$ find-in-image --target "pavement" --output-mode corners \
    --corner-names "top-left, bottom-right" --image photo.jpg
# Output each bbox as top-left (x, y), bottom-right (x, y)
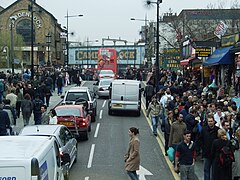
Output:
top-left (141, 81), bottom-right (204, 180)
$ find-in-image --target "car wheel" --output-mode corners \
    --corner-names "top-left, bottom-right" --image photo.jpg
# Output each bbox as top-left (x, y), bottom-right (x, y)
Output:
top-left (88, 124), bottom-right (91, 132)
top-left (64, 165), bottom-right (70, 180)
top-left (91, 114), bottom-right (96, 122)
top-left (84, 131), bottom-right (89, 141)
top-left (136, 110), bottom-right (141, 117)
top-left (108, 108), bottom-right (113, 115)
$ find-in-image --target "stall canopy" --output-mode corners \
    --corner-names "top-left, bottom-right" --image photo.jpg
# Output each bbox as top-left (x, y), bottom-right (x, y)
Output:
top-left (180, 57), bottom-right (196, 66)
top-left (203, 46), bottom-right (234, 66)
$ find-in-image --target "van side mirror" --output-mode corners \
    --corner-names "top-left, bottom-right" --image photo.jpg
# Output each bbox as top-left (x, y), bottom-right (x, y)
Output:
top-left (61, 153), bottom-right (70, 165)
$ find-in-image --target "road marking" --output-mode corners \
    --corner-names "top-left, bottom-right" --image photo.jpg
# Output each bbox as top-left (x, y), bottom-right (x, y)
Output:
top-left (137, 165), bottom-right (153, 180)
top-left (99, 110), bottom-right (103, 119)
top-left (87, 144), bottom-right (95, 168)
top-left (84, 177), bottom-right (89, 180)
top-left (94, 123), bottom-right (100, 138)
top-left (141, 99), bottom-right (180, 180)
top-left (102, 100), bottom-right (106, 108)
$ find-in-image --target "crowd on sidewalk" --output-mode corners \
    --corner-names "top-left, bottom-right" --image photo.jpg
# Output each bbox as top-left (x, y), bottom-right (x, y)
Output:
top-left (144, 69), bottom-right (240, 180)
top-left (0, 66), bottom-right (83, 136)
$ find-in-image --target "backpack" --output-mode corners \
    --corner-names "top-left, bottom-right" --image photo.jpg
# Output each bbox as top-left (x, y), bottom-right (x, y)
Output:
top-left (219, 142), bottom-right (235, 168)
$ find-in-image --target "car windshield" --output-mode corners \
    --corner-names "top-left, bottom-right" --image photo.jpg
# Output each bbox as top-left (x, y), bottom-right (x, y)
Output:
top-left (56, 108), bottom-right (81, 117)
top-left (100, 70), bottom-right (113, 75)
top-left (100, 80), bottom-right (112, 86)
top-left (66, 92), bottom-right (89, 101)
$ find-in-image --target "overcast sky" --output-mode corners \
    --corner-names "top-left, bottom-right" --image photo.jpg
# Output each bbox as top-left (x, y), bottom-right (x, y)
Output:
top-left (1, 0), bottom-right (237, 45)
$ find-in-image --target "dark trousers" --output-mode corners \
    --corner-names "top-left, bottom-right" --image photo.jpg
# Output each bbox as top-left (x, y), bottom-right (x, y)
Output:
top-left (145, 96), bottom-right (152, 109)
top-left (16, 101), bottom-right (21, 118)
top-left (45, 95), bottom-right (51, 107)
top-left (34, 112), bottom-right (42, 125)
top-left (164, 133), bottom-right (170, 154)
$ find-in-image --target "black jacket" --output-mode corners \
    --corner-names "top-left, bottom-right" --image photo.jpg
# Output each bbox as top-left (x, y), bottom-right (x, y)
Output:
top-left (200, 125), bottom-right (219, 158)
top-left (0, 110), bottom-right (11, 135)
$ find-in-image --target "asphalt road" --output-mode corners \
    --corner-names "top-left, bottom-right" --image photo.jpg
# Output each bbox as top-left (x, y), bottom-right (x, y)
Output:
top-left (69, 81), bottom-right (175, 180)
top-left (14, 81), bottom-right (203, 179)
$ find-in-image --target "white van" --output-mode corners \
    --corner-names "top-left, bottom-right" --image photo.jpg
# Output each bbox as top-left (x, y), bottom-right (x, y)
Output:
top-left (0, 136), bottom-right (70, 180)
top-left (108, 79), bottom-right (143, 116)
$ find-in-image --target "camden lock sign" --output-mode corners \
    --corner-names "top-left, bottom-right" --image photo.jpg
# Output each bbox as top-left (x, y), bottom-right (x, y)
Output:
top-left (195, 47), bottom-right (211, 57)
top-left (75, 49), bottom-right (137, 61)
top-left (9, 11), bottom-right (42, 28)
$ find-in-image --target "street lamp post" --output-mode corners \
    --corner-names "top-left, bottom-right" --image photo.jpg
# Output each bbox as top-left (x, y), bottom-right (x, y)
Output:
top-left (2, 46), bottom-right (9, 69)
top-left (85, 38), bottom-right (98, 69)
top-left (64, 11), bottom-right (83, 66)
top-left (46, 33), bottom-right (52, 66)
top-left (10, 17), bottom-right (15, 74)
top-left (146, 0), bottom-right (162, 92)
top-left (29, 0), bottom-right (35, 80)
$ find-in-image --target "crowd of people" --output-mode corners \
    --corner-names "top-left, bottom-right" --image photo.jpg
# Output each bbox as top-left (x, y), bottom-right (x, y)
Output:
top-left (145, 69), bottom-right (240, 180)
top-left (0, 66), bottom-right (83, 135)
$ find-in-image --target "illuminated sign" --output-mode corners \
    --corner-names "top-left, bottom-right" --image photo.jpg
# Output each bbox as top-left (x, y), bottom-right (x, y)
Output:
top-left (195, 47), bottom-right (211, 57)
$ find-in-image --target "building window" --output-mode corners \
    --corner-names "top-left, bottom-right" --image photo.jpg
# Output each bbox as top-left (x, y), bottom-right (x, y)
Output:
top-left (16, 19), bottom-right (35, 45)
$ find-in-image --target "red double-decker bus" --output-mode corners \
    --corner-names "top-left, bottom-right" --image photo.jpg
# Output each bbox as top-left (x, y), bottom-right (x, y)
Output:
top-left (97, 48), bottom-right (117, 73)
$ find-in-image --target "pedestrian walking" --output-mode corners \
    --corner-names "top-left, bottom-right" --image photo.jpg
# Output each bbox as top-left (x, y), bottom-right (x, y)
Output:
top-left (174, 130), bottom-right (196, 180)
top-left (147, 95), bottom-right (161, 136)
top-left (0, 107), bottom-right (11, 136)
top-left (16, 86), bottom-right (23, 118)
top-left (124, 127), bottom-right (140, 180)
top-left (41, 105), bottom-right (49, 125)
top-left (56, 74), bottom-right (64, 96)
top-left (144, 83), bottom-right (154, 110)
top-left (164, 110), bottom-right (174, 156)
top-left (199, 114), bottom-right (219, 180)
top-left (211, 129), bottom-right (234, 180)
top-left (21, 93), bottom-right (33, 126)
top-left (2, 99), bottom-right (17, 126)
top-left (32, 94), bottom-right (43, 125)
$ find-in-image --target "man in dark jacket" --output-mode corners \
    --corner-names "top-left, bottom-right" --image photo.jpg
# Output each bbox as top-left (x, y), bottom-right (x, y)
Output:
top-left (32, 94), bottom-right (44, 125)
top-left (144, 83), bottom-right (155, 109)
top-left (185, 108), bottom-right (198, 141)
top-left (0, 107), bottom-right (11, 136)
top-left (199, 114), bottom-right (219, 180)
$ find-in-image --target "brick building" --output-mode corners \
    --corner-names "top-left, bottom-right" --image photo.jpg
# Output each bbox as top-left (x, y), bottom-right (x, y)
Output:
top-left (0, 0), bottom-right (65, 69)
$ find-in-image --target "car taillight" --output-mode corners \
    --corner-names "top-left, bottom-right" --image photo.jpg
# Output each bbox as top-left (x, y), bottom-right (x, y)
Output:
top-left (80, 119), bottom-right (87, 127)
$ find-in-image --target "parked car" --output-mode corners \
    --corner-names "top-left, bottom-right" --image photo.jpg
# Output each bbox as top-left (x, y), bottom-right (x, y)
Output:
top-left (61, 86), bottom-right (97, 122)
top-left (98, 69), bottom-right (115, 79)
top-left (19, 125), bottom-right (77, 180)
top-left (93, 78), bottom-right (113, 98)
top-left (55, 104), bottom-right (92, 140)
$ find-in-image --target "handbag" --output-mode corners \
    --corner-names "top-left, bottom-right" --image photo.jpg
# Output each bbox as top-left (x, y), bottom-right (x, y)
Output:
top-left (167, 147), bottom-right (175, 162)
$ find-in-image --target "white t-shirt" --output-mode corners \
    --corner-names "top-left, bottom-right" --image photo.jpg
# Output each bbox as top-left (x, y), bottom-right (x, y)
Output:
top-left (49, 116), bottom-right (58, 125)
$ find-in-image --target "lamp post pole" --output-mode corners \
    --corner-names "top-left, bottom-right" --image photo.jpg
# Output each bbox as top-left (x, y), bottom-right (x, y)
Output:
top-left (64, 12), bottom-right (83, 66)
top-left (30, 0), bottom-right (34, 80)
top-left (146, 0), bottom-right (162, 92)
top-left (46, 33), bottom-right (51, 66)
top-left (10, 18), bottom-right (15, 74)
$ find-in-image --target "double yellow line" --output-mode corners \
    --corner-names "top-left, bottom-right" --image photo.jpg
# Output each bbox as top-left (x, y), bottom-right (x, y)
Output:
top-left (141, 101), bottom-right (180, 180)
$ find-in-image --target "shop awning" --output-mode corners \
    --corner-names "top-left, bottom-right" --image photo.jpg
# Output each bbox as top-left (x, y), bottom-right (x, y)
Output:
top-left (203, 46), bottom-right (234, 66)
top-left (180, 57), bottom-right (195, 66)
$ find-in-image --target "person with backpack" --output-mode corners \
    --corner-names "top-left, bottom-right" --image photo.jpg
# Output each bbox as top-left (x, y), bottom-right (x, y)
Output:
top-left (211, 128), bottom-right (234, 180)
top-left (32, 94), bottom-right (44, 125)
top-left (21, 93), bottom-right (33, 126)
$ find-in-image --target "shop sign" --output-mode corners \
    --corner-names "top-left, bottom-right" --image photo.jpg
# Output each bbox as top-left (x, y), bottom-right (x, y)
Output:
top-left (195, 47), bottom-right (211, 57)
top-left (221, 33), bottom-right (239, 47)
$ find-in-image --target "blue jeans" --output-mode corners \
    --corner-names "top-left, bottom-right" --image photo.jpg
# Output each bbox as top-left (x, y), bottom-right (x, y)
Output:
top-left (203, 158), bottom-right (213, 180)
top-left (127, 171), bottom-right (138, 180)
top-left (151, 116), bottom-right (159, 135)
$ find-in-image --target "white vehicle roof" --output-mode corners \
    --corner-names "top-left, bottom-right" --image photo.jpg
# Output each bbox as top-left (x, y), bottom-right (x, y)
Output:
top-left (19, 125), bottom-right (63, 136)
top-left (112, 79), bottom-right (140, 84)
top-left (68, 86), bottom-right (89, 92)
top-left (0, 136), bottom-right (54, 159)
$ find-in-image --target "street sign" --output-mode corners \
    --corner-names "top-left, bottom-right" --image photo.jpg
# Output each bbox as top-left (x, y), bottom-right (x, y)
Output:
top-left (195, 47), bottom-right (211, 57)
top-left (214, 21), bottom-right (228, 39)
top-left (137, 165), bottom-right (153, 180)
